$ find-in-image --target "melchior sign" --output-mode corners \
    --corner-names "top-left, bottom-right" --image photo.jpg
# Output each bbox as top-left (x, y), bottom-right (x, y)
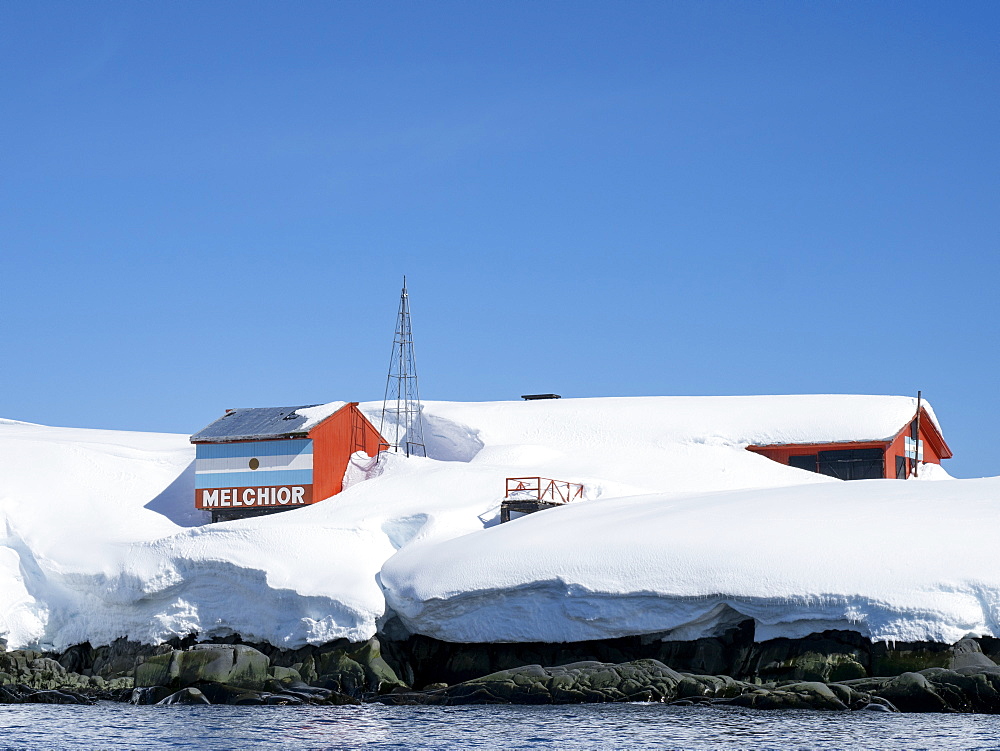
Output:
top-left (196, 485), bottom-right (313, 509)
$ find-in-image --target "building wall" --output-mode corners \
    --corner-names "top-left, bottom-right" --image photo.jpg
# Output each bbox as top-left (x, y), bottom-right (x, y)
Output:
top-left (194, 438), bottom-right (314, 489)
top-left (749, 412), bottom-right (946, 480)
top-left (748, 442), bottom-right (892, 477)
top-left (193, 438), bottom-right (315, 510)
top-left (885, 415), bottom-right (946, 478)
top-left (310, 403), bottom-right (385, 500)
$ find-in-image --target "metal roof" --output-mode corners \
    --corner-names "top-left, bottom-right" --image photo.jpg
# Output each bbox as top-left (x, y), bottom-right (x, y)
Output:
top-left (190, 405), bottom-right (321, 443)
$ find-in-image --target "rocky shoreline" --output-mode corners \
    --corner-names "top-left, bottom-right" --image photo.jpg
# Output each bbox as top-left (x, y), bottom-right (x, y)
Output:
top-left (2, 624), bottom-right (999, 712)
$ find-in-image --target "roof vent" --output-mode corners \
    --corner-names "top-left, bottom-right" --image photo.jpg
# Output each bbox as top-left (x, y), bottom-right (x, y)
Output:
top-left (521, 394), bottom-right (561, 400)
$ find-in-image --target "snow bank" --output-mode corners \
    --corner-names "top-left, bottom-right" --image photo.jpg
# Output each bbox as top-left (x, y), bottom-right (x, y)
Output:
top-left (0, 395), bottom-right (986, 652)
top-left (0, 421), bottom-right (197, 648)
top-left (0, 419), bottom-right (499, 650)
top-left (380, 477), bottom-right (1000, 645)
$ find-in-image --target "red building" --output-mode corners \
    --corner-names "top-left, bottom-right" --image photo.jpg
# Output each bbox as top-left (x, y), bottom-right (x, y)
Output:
top-left (190, 401), bottom-right (385, 522)
top-left (747, 404), bottom-right (952, 480)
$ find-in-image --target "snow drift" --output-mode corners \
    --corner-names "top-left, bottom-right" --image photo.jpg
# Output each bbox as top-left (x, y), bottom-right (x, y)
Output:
top-left (381, 477), bottom-right (1000, 645)
top-left (0, 395), bottom-right (992, 653)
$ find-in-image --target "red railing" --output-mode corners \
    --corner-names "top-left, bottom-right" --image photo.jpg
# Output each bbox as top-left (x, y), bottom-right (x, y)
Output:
top-left (505, 477), bottom-right (584, 504)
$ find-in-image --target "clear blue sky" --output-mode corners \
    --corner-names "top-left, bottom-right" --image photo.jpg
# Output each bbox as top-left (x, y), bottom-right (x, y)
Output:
top-left (2, 1), bottom-right (997, 478)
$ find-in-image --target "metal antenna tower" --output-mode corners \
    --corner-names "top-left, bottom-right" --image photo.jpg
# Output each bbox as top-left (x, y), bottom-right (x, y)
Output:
top-left (379, 277), bottom-right (426, 457)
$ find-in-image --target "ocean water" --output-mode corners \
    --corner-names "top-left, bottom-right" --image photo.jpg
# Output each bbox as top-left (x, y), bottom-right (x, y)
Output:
top-left (0, 702), bottom-right (999, 750)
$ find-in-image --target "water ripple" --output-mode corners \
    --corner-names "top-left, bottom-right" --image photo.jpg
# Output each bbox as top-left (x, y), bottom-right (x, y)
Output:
top-left (0, 702), bottom-right (998, 750)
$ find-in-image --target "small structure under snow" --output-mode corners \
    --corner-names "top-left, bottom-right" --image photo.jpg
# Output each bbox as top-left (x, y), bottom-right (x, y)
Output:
top-left (500, 476), bottom-right (585, 523)
top-left (747, 400), bottom-right (951, 480)
top-left (190, 402), bottom-right (385, 523)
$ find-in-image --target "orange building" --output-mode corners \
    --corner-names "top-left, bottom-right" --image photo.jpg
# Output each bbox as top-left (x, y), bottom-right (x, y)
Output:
top-left (747, 405), bottom-right (952, 480)
top-left (190, 402), bottom-right (384, 522)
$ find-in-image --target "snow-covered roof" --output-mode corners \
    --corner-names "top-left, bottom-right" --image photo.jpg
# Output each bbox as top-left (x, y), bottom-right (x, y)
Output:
top-left (190, 401), bottom-right (348, 443)
top-left (417, 394), bottom-right (940, 451)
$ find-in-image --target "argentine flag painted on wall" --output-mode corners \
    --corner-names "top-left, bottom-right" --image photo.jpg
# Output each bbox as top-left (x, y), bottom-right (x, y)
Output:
top-left (194, 439), bottom-right (313, 489)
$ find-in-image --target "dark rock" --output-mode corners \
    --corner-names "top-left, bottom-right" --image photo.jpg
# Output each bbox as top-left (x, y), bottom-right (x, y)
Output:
top-left (717, 630), bottom-right (869, 684)
top-left (0, 684), bottom-right (94, 705)
top-left (312, 638), bottom-right (407, 697)
top-left (108, 687), bottom-right (137, 702)
top-left (383, 629), bottom-right (1000, 691)
top-left (314, 649), bottom-right (366, 695)
top-left (298, 656), bottom-right (319, 685)
top-left (319, 690), bottom-right (362, 705)
top-left (156, 687), bottom-right (211, 705)
top-left (173, 679), bottom-right (360, 706)
top-left (375, 690), bottom-right (440, 706)
top-left (267, 681), bottom-right (358, 705)
top-left (191, 682), bottom-right (252, 705)
top-left (393, 626), bottom-right (758, 687)
top-left (683, 674), bottom-right (745, 699)
top-left (265, 679), bottom-right (331, 699)
top-left (26, 689), bottom-right (92, 705)
top-left (92, 639), bottom-right (162, 680)
top-left (58, 643), bottom-right (95, 674)
top-left (375, 659), bottom-right (881, 710)
top-left (231, 691), bottom-right (270, 705)
top-left (754, 646), bottom-right (867, 683)
top-left (268, 666), bottom-right (302, 683)
top-left (872, 671), bottom-right (951, 713)
top-left (949, 639), bottom-right (998, 670)
top-left (375, 658), bottom-right (914, 714)
top-left (379, 659), bottom-right (690, 706)
top-left (264, 693), bottom-right (304, 705)
top-left (724, 681), bottom-right (852, 711)
top-left (0, 685), bottom-right (25, 703)
top-left (871, 641), bottom-right (951, 676)
top-left (135, 645), bottom-right (269, 690)
top-left (23, 629), bottom-right (1000, 714)
top-left (923, 667), bottom-right (1000, 713)
top-left (351, 638), bottom-right (408, 694)
top-left (979, 636), bottom-right (1000, 664)
top-left (27, 657), bottom-right (68, 686)
top-left (130, 686), bottom-right (174, 705)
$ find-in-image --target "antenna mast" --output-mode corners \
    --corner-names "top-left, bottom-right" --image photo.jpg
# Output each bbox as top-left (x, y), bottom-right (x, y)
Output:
top-left (379, 277), bottom-right (426, 458)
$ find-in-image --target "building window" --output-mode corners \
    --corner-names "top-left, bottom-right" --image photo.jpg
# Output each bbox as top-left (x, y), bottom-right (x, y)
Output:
top-left (789, 454), bottom-right (818, 472)
top-left (816, 448), bottom-right (884, 480)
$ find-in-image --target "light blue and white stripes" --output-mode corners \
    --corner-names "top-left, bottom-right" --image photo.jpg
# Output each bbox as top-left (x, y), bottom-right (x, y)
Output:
top-left (195, 439), bottom-right (313, 490)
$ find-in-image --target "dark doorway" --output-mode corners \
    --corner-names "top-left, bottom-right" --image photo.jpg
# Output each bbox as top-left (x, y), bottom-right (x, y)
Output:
top-left (895, 455), bottom-right (908, 479)
top-left (817, 448), bottom-right (884, 480)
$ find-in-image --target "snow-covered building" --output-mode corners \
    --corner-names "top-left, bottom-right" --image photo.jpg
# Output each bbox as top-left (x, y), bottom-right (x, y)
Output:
top-left (747, 400), bottom-right (951, 480)
top-left (190, 402), bottom-right (385, 522)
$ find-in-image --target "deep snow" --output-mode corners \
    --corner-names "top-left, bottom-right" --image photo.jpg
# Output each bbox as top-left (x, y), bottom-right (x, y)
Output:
top-left (0, 395), bottom-right (991, 653)
top-left (381, 477), bottom-right (1000, 645)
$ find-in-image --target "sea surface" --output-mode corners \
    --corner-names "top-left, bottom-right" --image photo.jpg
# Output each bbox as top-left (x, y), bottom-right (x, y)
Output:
top-left (1, 702), bottom-right (999, 750)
